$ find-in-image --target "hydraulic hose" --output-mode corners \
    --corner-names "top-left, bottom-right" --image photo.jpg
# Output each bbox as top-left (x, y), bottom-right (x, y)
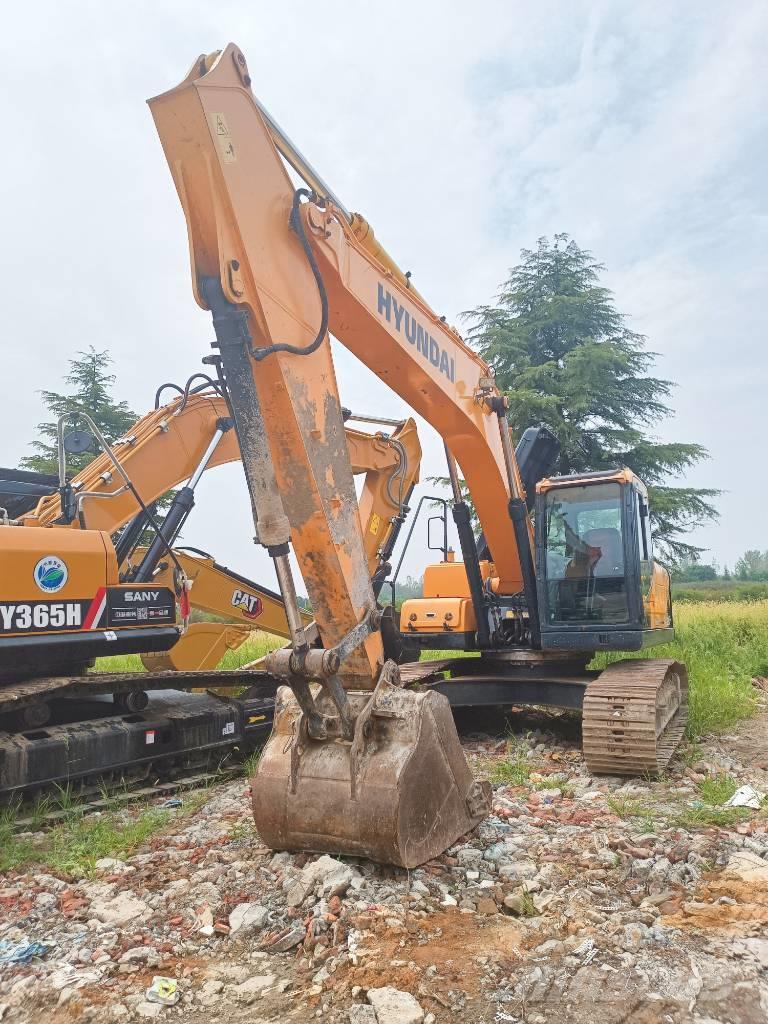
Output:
top-left (249, 189), bottom-right (329, 362)
top-left (384, 437), bottom-right (408, 513)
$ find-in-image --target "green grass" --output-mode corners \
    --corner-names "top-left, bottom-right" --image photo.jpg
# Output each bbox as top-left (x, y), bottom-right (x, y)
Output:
top-left (94, 652), bottom-right (144, 673)
top-left (0, 800), bottom-right (172, 876)
top-left (592, 601), bottom-right (768, 738)
top-left (95, 630), bottom-right (285, 674)
top-left (604, 771), bottom-right (762, 834)
top-left (673, 581), bottom-right (768, 604)
top-left (607, 794), bottom-right (651, 820)
top-left (670, 804), bottom-right (753, 830)
top-left (698, 773), bottom-right (738, 805)
top-left (489, 750), bottom-right (531, 786)
top-left (515, 890), bottom-right (539, 917)
top-left (241, 749), bottom-right (262, 779)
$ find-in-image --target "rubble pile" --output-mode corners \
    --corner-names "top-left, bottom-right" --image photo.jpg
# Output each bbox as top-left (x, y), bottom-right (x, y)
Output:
top-left (1, 719), bottom-right (768, 1023)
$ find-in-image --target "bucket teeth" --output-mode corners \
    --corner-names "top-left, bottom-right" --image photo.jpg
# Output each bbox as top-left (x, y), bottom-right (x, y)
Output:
top-left (251, 663), bottom-right (490, 868)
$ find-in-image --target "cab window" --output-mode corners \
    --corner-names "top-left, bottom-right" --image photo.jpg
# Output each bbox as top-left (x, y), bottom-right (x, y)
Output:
top-left (543, 482), bottom-right (629, 624)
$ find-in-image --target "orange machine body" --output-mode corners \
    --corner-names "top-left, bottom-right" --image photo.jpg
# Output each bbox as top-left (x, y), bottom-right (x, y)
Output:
top-left (401, 558), bottom-right (499, 634)
top-left (0, 528), bottom-right (117, 616)
top-left (0, 527), bottom-right (176, 640)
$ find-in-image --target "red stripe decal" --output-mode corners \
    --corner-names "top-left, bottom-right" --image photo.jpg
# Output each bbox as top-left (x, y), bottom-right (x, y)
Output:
top-left (82, 588), bottom-right (107, 630)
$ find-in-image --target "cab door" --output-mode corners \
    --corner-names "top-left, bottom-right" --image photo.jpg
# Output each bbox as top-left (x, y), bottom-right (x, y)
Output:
top-left (635, 487), bottom-right (671, 629)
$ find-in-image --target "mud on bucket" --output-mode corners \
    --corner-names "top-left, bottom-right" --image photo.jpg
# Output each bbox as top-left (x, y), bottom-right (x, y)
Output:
top-left (251, 670), bottom-right (491, 869)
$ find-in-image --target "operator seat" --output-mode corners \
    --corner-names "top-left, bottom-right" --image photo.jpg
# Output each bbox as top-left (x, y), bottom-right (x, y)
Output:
top-left (581, 528), bottom-right (624, 576)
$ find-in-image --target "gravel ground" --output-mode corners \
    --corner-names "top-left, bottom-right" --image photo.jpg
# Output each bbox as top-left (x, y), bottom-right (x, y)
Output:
top-left (2, 696), bottom-right (768, 1024)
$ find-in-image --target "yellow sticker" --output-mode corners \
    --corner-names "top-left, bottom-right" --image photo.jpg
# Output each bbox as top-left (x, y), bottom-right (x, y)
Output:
top-left (210, 112), bottom-right (236, 163)
top-left (369, 513), bottom-right (381, 536)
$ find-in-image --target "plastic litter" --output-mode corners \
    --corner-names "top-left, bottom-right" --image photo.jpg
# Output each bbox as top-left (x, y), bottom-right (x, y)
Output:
top-left (725, 785), bottom-right (765, 809)
top-left (0, 940), bottom-right (49, 966)
top-left (161, 798), bottom-right (183, 808)
top-left (195, 906), bottom-right (215, 937)
top-left (146, 976), bottom-right (180, 1006)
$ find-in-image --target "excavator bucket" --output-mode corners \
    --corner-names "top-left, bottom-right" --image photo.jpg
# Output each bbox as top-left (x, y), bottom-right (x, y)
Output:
top-left (252, 666), bottom-right (491, 868)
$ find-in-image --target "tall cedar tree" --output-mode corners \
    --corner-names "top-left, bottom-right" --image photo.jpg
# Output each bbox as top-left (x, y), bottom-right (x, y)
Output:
top-left (463, 235), bottom-right (718, 563)
top-left (21, 347), bottom-right (136, 476)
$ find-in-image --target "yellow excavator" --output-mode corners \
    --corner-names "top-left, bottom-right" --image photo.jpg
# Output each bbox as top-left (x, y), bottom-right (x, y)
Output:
top-left (144, 45), bottom-right (687, 868)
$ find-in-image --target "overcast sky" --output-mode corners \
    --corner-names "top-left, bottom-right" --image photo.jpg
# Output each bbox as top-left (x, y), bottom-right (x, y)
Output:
top-left (1, 1), bottom-right (765, 589)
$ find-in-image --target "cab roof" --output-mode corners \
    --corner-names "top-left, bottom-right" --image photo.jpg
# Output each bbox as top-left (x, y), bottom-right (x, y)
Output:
top-left (536, 468), bottom-right (647, 496)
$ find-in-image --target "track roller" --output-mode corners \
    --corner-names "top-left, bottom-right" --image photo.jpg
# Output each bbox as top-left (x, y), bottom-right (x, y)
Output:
top-left (12, 701), bottom-right (52, 731)
top-left (114, 690), bottom-right (150, 713)
top-left (582, 658), bottom-right (688, 776)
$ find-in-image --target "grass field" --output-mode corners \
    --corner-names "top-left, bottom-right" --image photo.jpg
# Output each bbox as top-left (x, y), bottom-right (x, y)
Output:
top-left (673, 580), bottom-right (768, 603)
top-left (593, 600), bottom-right (768, 737)
top-left (96, 602), bottom-right (768, 741)
top-left (96, 630), bottom-right (285, 675)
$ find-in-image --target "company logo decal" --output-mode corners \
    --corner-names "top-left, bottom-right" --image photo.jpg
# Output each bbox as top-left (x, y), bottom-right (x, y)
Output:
top-left (34, 556), bottom-right (68, 594)
top-left (232, 589), bottom-right (263, 620)
top-left (377, 283), bottom-right (456, 383)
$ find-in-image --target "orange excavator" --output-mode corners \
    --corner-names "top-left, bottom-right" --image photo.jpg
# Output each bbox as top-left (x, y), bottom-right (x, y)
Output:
top-left (0, 378), bottom-right (421, 795)
top-left (2, 382), bottom-right (421, 681)
top-left (146, 45), bottom-right (687, 868)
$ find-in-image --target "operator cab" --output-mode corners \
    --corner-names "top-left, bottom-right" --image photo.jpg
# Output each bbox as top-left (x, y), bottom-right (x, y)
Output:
top-left (535, 469), bottom-right (673, 652)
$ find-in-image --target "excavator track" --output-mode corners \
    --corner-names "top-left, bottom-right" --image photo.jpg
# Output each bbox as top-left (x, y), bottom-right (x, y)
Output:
top-left (582, 658), bottom-right (688, 776)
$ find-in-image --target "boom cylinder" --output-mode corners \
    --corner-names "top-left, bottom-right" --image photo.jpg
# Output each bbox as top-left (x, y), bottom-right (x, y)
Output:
top-left (132, 420), bottom-right (232, 583)
top-left (496, 410), bottom-right (541, 646)
top-left (198, 277), bottom-right (310, 649)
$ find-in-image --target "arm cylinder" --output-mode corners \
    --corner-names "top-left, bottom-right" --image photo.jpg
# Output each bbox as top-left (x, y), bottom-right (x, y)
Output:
top-left (444, 444), bottom-right (491, 648)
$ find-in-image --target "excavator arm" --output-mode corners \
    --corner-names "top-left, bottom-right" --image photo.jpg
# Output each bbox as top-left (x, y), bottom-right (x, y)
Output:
top-left (148, 46), bottom-right (525, 658)
top-left (22, 390), bottom-right (239, 533)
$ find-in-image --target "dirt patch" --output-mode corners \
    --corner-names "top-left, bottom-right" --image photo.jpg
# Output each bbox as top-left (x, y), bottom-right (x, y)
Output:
top-left (662, 843), bottom-right (768, 938)
top-left (337, 910), bottom-right (524, 1001)
top-left (711, 690), bottom-right (768, 769)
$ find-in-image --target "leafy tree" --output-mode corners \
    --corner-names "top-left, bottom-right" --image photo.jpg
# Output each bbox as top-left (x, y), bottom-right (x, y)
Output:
top-left (392, 574), bottom-right (423, 609)
top-left (734, 550), bottom-right (768, 581)
top-left (463, 234), bottom-right (718, 563)
top-left (672, 555), bottom-right (718, 582)
top-left (21, 347), bottom-right (136, 476)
